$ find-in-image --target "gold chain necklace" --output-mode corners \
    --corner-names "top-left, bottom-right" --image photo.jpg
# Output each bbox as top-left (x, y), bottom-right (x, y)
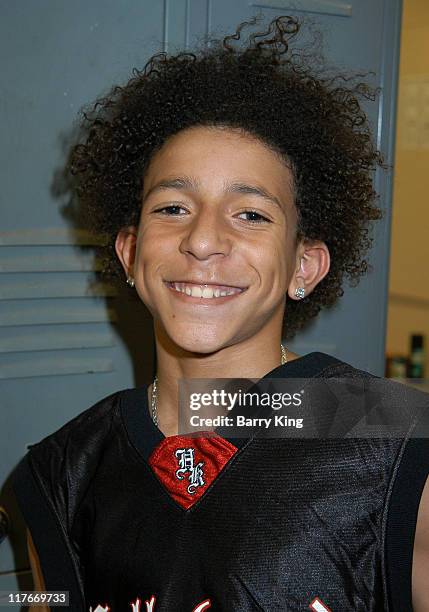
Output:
top-left (150, 344), bottom-right (288, 426)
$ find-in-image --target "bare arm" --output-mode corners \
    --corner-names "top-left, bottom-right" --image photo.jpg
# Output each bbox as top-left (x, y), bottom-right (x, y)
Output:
top-left (412, 475), bottom-right (429, 611)
top-left (26, 528), bottom-right (50, 612)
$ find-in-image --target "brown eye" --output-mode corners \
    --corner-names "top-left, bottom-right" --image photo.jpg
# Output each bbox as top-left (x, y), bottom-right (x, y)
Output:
top-left (153, 205), bottom-right (187, 215)
top-left (237, 210), bottom-right (271, 223)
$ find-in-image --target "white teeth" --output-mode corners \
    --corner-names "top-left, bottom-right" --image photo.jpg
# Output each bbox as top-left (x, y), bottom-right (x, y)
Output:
top-left (191, 286), bottom-right (203, 298)
top-left (202, 287), bottom-right (213, 298)
top-left (170, 282), bottom-right (243, 299)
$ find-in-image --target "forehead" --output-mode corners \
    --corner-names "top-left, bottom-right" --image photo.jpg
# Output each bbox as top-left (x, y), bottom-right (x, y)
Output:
top-left (143, 126), bottom-right (295, 199)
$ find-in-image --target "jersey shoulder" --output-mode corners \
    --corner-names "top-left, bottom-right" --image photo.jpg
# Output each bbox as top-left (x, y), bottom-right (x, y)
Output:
top-left (318, 354), bottom-right (429, 432)
top-left (14, 387), bottom-right (136, 532)
top-left (29, 388), bottom-right (124, 452)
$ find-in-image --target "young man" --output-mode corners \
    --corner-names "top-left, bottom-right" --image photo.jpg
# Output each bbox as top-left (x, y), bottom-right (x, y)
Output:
top-left (13, 15), bottom-right (429, 611)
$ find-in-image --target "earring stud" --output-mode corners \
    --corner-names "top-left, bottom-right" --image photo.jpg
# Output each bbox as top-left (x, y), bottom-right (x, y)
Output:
top-left (126, 276), bottom-right (135, 287)
top-left (295, 286), bottom-right (305, 299)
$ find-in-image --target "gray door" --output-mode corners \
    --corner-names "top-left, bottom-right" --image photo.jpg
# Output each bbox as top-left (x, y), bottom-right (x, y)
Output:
top-left (0, 0), bottom-right (402, 593)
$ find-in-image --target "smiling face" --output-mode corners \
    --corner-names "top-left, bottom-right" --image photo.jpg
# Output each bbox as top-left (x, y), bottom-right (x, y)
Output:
top-left (117, 125), bottom-right (302, 354)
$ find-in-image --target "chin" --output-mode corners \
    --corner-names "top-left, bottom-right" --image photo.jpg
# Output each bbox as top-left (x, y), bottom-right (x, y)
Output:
top-left (165, 323), bottom-right (231, 355)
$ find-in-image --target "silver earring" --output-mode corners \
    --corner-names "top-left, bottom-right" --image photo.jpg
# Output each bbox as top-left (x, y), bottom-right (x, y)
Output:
top-left (126, 276), bottom-right (135, 287)
top-left (295, 286), bottom-right (305, 299)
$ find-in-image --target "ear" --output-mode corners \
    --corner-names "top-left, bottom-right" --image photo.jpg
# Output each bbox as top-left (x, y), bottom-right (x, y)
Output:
top-left (287, 240), bottom-right (331, 300)
top-left (115, 226), bottom-right (138, 278)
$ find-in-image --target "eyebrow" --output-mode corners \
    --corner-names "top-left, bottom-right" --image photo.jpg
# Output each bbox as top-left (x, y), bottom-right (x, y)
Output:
top-left (143, 176), bottom-right (284, 211)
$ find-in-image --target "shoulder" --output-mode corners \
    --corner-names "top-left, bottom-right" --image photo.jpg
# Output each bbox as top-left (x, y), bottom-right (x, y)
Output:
top-left (324, 353), bottom-right (429, 419)
top-left (12, 387), bottom-right (136, 527)
top-left (307, 353), bottom-right (429, 443)
top-left (28, 387), bottom-right (130, 463)
top-left (27, 387), bottom-right (138, 491)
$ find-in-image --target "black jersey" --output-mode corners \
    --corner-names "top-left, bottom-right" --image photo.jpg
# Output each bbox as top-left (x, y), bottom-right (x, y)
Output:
top-left (12, 352), bottom-right (429, 612)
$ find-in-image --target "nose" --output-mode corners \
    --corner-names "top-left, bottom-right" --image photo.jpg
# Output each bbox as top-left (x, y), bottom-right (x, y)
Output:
top-left (179, 207), bottom-right (232, 261)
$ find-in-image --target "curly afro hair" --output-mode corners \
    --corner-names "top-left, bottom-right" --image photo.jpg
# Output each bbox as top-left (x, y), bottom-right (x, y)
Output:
top-left (69, 14), bottom-right (383, 340)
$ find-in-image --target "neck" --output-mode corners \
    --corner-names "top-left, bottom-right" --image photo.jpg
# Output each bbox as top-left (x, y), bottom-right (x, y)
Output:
top-left (149, 323), bottom-right (301, 437)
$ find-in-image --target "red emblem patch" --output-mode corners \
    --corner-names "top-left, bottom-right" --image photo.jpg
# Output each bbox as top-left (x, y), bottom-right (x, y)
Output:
top-left (148, 432), bottom-right (238, 509)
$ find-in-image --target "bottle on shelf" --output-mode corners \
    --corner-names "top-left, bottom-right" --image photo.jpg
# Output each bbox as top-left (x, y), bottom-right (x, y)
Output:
top-left (386, 354), bottom-right (409, 379)
top-left (408, 333), bottom-right (426, 379)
